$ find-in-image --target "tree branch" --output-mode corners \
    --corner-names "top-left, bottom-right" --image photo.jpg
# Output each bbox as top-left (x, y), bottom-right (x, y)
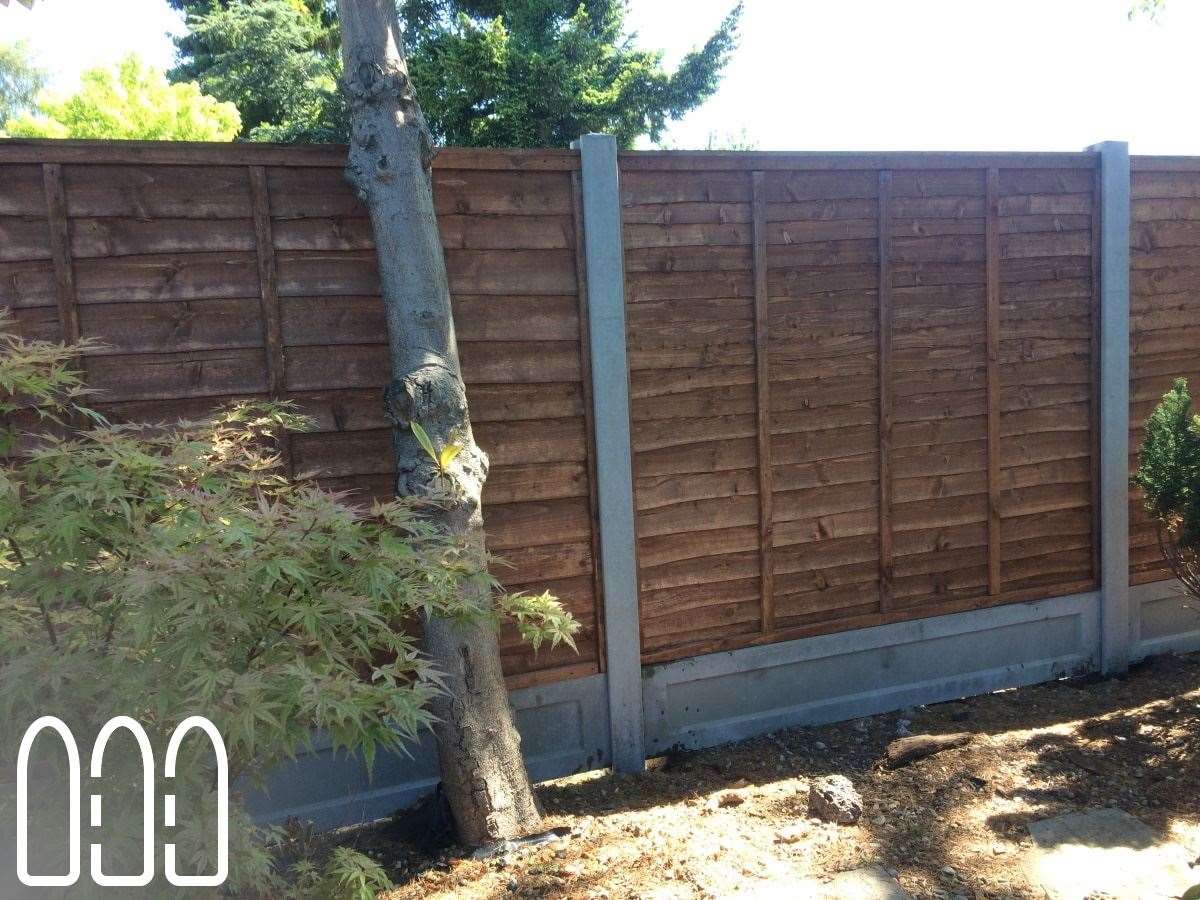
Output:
top-left (7, 535), bottom-right (58, 649)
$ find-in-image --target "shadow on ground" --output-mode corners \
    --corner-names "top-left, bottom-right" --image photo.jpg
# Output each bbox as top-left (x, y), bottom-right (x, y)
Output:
top-left (361, 653), bottom-right (1200, 898)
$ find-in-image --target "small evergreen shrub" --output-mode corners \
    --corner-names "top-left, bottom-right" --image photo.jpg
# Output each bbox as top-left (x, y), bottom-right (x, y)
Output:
top-left (1134, 377), bottom-right (1200, 596)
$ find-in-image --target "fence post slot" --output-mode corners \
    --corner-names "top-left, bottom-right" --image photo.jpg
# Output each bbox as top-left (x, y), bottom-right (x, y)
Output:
top-left (572, 133), bottom-right (645, 772)
top-left (1089, 140), bottom-right (1132, 674)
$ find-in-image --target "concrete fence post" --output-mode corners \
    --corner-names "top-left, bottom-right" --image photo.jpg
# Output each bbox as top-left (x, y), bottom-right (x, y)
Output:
top-left (572, 133), bottom-right (645, 772)
top-left (1089, 140), bottom-right (1132, 674)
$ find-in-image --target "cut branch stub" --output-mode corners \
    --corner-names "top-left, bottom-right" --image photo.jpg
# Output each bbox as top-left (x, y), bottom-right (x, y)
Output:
top-left (881, 732), bottom-right (976, 769)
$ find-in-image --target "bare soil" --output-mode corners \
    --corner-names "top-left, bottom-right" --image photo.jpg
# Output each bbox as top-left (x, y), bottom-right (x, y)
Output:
top-left (348, 652), bottom-right (1200, 899)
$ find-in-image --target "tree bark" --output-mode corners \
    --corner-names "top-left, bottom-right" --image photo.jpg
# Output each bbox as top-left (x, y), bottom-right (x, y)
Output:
top-left (336, 0), bottom-right (541, 847)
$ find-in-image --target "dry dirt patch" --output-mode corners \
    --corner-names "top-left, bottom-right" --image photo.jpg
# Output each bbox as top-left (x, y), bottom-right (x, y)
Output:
top-left (354, 653), bottom-right (1200, 899)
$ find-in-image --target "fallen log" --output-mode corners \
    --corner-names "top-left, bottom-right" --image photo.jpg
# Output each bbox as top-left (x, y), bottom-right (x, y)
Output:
top-left (881, 732), bottom-right (975, 769)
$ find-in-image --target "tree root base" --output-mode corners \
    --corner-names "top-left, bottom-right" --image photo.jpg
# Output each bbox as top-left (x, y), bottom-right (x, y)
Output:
top-left (470, 826), bottom-right (573, 860)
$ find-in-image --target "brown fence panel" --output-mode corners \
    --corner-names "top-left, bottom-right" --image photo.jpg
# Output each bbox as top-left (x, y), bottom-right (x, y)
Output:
top-left (2, 140), bottom-right (1112, 678)
top-left (1129, 157), bottom-right (1200, 585)
top-left (0, 141), bottom-right (599, 688)
top-left (620, 152), bottom-right (1098, 665)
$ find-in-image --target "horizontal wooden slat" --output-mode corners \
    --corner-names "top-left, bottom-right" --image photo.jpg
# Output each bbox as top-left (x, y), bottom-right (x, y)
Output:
top-left (290, 419), bottom-right (586, 477)
top-left (485, 497), bottom-right (593, 550)
top-left (278, 294), bottom-right (579, 345)
top-left (316, 463), bottom-right (589, 506)
top-left (0, 216), bottom-right (51, 261)
top-left (278, 383), bottom-right (584, 432)
top-left (0, 139), bottom-right (581, 169)
top-left (0, 164), bottom-right (44, 215)
top-left (283, 342), bottom-right (582, 390)
top-left (85, 349), bottom-right (267, 401)
top-left (618, 151), bottom-right (1094, 171)
top-left (273, 213), bottom-right (574, 251)
top-left (274, 248), bottom-right (577, 297)
top-left (0, 252), bottom-right (260, 307)
top-left (73, 298), bottom-right (264, 353)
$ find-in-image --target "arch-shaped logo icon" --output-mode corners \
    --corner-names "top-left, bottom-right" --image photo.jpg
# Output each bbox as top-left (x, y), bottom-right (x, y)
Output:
top-left (163, 715), bottom-right (229, 887)
top-left (90, 716), bottom-right (155, 887)
top-left (15, 715), bottom-right (228, 888)
top-left (17, 716), bottom-right (81, 887)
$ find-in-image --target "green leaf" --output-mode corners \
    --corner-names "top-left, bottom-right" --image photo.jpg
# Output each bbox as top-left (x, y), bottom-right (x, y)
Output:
top-left (1182, 885), bottom-right (1200, 900)
top-left (409, 420), bottom-right (439, 466)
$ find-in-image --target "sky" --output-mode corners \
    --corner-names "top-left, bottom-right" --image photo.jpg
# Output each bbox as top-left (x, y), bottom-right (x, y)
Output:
top-left (2, 0), bottom-right (1199, 154)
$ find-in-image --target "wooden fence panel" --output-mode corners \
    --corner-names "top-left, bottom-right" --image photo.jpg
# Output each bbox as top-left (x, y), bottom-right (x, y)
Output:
top-left (624, 154), bottom-right (1099, 665)
top-left (3, 141), bottom-right (1112, 680)
top-left (0, 144), bottom-right (599, 688)
top-left (1129, 159), bottom-right (1200, 585)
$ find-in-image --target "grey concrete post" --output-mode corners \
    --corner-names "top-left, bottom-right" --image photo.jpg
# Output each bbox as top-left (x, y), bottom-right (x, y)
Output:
top-left (572, 133), bottom-right (645, 772)
top-left (1089, 140), bottom-right (1132, 674)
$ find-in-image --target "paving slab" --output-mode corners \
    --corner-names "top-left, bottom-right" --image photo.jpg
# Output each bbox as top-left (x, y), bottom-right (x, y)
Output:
top-left (745, 865), bottom-right (911, 899)
top-left (1026, 807), bottom-right (1197, 900)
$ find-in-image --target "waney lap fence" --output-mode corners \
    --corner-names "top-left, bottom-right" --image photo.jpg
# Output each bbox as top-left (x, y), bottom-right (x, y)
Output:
top-left (1, 137), bottom-right (1196, 826)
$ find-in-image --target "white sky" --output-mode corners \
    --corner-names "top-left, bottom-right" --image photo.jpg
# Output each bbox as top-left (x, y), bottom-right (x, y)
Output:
top-left (2, 0), bottom-right (1199, 154)
top-left (1, 0), bottom-right (184, 85)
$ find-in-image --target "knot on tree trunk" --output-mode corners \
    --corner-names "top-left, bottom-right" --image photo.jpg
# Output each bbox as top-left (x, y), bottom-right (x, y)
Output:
top-left (383, 365), bottom-right (467, 431)
top-left (384, 367), bottom-right (488, 525)
top-left (341, 50), bottom-right (437, 175)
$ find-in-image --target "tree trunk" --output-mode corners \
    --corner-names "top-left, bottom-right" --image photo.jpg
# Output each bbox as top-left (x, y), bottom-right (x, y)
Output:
top-left (336, 0), bottom-right (542, 848)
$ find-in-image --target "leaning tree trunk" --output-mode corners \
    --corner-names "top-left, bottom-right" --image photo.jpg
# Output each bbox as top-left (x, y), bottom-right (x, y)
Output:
top-left (336, 0), bottom-right (542, 847)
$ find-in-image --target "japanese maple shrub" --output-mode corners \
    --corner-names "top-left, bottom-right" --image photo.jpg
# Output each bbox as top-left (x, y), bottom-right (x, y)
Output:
top-left (0, 314), bottom-right (575, 896)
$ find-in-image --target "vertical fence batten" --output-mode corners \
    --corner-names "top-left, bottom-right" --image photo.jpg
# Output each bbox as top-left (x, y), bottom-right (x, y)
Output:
top-left (751, 170), bottom-right (776, 632)
top-left (573, 133), bottom-right (645, 772)
top-left (41, 162), bottom-right (81, 348)
top-left (248, 165), bottom-right (285, 398)
top-left (877, 170), bottom-right (894, 612)
top-left (248, 165), bottom-right (292, 476)
top-left (985, 168), bottom-right (1002, 596)
top-left (1090, 141), bottom-right (1132, 673)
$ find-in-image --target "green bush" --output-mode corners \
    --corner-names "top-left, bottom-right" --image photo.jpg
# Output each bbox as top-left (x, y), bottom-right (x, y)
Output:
top-left (1134, 377), bottom-right (1200, 596)
top-left (0, 314), bottom-right (576, 897)
top-left (4, 54), bottom-right (241, 141)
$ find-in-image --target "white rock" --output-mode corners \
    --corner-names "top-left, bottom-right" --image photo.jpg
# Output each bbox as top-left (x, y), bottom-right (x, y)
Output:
top-left (808, 774), bottom-right (863, 825)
